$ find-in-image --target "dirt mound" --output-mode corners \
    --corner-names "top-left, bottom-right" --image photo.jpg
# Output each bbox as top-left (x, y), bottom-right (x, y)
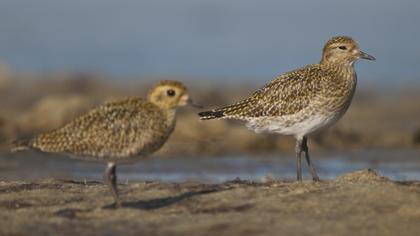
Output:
top-left (336, 168), bottom-right (390, 183)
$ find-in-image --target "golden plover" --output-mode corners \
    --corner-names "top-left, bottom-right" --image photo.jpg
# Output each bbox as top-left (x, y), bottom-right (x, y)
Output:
top-left (199, 36), bottom-right (375, 181)
top-left (13, 80), bottom-right (197, 207)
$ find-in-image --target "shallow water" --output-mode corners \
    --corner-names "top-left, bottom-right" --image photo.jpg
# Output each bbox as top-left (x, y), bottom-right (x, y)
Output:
top-left (1, 149), bottom-right (419, 182)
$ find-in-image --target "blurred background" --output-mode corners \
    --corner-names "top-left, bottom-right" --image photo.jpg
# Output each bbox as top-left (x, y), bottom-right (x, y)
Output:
top-left (0, 0), bottom-right (419, 182)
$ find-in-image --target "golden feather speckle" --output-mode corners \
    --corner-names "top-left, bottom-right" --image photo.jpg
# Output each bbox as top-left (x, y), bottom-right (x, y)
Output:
top-left (198, 35), bottom-right (375, 182)
top-left (13, 80), bottom-right (192, 206)
top-left (14, 80), bottom-right (190, 162)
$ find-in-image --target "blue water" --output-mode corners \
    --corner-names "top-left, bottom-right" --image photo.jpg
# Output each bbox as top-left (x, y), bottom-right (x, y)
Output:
top-left (0, 0), bottom-right (419, 83)
top-left (2, 149), bottom-right (420, 182)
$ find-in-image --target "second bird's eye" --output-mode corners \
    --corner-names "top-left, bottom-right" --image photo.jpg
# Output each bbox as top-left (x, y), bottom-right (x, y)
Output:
top-left (338, 46), bottom-right (347, 50)
top-left (167, 89), bottom-right (176, 96)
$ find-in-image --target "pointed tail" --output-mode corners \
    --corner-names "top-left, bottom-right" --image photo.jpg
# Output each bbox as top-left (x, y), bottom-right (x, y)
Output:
top-left (198, 98), bottom-right (253, 120)
top-left (10, 137), bottom-right (32, 152)
top-left (198, 110), bottom-right (226, 120)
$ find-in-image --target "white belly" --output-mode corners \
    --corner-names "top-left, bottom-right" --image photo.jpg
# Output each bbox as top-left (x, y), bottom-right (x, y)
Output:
top-left (245, 109), bottom-right (345, 138)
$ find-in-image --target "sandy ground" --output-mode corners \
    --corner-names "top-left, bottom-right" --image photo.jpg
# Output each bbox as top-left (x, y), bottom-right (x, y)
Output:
top-left (1, 169), bottom-right (420, 236)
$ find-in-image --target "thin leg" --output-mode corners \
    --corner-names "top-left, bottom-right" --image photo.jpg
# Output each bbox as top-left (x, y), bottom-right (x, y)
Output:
top-left (295, 138), bottom-right (303, 181)
top-left (104, 162), bottom-right (121, 207)
top-left (302, 136), bottom-right (320, 182)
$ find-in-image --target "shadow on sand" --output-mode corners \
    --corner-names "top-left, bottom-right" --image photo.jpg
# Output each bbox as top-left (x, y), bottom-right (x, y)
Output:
top-left (121, 188), bottom-right (220, 210)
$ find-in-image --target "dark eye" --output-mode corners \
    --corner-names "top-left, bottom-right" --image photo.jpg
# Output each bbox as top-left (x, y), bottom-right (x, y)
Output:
top-left (338, 46), bottom-right (347, 50)
top-left (167, 89), bottom-right (176, 96)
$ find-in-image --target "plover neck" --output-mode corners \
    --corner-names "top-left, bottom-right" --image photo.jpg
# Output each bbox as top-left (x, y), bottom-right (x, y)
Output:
top-left (164, 108), bottom-right (177, 131)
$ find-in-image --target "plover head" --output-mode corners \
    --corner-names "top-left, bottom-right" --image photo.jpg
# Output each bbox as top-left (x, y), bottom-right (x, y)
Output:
top-left (321, 36), bottom-right (375, 66)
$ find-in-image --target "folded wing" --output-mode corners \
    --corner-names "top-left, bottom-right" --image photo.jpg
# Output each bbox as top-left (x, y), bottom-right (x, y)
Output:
top-left (199, 65), bottom-right (325, 120)
top-left (16, 98), bottom-right (166, 159)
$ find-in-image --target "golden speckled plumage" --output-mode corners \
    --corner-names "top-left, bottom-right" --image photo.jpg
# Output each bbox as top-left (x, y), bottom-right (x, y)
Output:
top-left (29, 97), bottom-right (175, 161)
top-left (198, 36), bottom-right (372, 135)
top-left (201, 63), bottom-right (356, 120)
top-left (199, 35), bottom-right (375, 182)
top-left (15, 80), bottom-right (190, 162)
top-left (13, 80), bottom-right (192, 206)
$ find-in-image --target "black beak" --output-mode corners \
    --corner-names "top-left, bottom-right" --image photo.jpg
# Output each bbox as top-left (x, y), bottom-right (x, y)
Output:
top-left (187, 98), bottom-right (203, 109)
top-left (359, 51), bottom-right (376, 61)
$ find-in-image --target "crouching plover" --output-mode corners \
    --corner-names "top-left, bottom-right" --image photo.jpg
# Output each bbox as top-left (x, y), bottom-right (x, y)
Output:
top-left (13, 80), bottom-right (197, 207)
top-left (199, 36), bottom-right (375, 181)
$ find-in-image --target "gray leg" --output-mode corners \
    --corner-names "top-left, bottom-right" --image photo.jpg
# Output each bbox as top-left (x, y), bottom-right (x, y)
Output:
top-left (104, 162), bottom-right (121, 207)
top-left (302, 136), bottom-right (320, 182)
top-left (295, 138), bottom-right (303, 181)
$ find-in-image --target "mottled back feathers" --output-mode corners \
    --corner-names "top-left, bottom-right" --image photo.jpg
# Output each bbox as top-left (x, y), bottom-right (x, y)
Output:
top-left (13, 80), bottom-right (191, 162)
top-left (199, 64), bottom-right (356, 120)
top-left (25, 98), bottom-right (173, 160)
top-left (198, 35), bottom-right (374, 137)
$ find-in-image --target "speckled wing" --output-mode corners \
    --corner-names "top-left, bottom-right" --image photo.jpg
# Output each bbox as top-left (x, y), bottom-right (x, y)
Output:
top-left (199, 64), bottom-right (327, 120)
top-left (24, 98), bottom-right (168, 160)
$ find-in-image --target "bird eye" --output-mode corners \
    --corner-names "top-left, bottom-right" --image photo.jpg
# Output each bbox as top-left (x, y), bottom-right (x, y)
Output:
top-left (166, 89), bottom-right (176, 96)
top-left (338, 46), bottom-right (347, 50)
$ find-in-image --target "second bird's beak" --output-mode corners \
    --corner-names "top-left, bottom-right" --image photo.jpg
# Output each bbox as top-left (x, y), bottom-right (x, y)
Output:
top-left (359, 51), bottom-right (376, 61)
top-left (187, 98), bottom-right (203, 109)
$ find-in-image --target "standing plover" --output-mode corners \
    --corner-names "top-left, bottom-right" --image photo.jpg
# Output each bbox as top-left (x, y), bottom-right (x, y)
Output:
top-left (199, 36), bottom-right (375, 181)
top-left (13, 80), bottom-right (197, 207)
